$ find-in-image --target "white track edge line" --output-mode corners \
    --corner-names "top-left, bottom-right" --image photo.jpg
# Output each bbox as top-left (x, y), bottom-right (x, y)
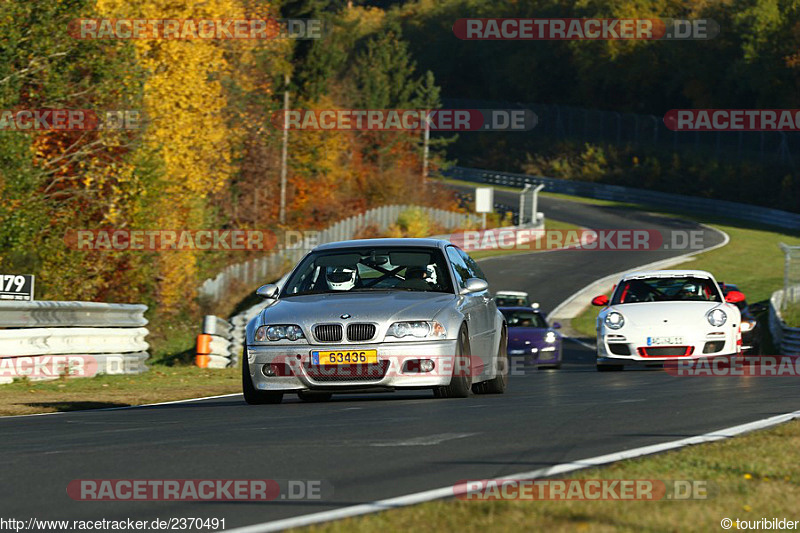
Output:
top-left (226, 408), bottom-right (800, 533)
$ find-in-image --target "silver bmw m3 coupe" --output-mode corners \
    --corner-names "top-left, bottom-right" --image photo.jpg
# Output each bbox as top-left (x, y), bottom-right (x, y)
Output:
top-left (242, 238), bottom-right (508, 404)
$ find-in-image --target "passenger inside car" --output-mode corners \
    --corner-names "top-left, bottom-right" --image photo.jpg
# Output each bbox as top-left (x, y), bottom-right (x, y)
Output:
top-left (397, 266), bottom-right (431, 290)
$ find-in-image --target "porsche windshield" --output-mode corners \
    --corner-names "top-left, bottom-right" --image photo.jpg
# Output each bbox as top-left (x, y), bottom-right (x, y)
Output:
top-left (611, 276), bottom-right (722, 304)
top-left (500, 309), bottom-right (548, 328)
top-left (281, 247), bottom-right (454, 296)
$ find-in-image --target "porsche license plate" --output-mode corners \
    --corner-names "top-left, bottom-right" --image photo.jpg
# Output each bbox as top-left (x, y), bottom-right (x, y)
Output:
top-left (311, 350), bottom-right (378, 365)
top-left (647, 336), bottom-right (684, 346)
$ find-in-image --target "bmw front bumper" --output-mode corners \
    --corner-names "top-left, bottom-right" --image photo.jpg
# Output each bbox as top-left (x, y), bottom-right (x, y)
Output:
top-left (246, 339), bottom-right (459, 391)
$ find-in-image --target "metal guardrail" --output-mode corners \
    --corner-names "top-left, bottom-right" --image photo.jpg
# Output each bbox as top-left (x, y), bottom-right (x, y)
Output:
top-left (0, 301), bottom-right (150, 384)
top-left (769, 289), bottom-right (800, 356)
top-left (0, 301), bottom-right (148, 327)
top-left (0, 327), bottom-right (149, 356)
top-left (446, 166), bottom-right (800, 231)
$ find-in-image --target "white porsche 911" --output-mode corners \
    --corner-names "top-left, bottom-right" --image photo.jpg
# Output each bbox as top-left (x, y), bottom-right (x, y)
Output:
top-left (591, 270), bottom-right (746, 371)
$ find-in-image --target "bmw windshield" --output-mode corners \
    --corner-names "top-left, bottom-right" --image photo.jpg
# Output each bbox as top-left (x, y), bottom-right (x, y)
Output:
top-left (281, 247), bottom-right (454, 296)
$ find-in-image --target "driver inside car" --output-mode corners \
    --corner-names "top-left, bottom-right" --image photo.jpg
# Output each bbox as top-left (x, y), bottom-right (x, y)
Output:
top-left (325, 266), bottom-right (359, 291)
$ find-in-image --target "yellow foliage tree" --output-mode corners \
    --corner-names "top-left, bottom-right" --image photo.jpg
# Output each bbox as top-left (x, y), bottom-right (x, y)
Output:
top-left (95, 0), bottom-right (272, 311)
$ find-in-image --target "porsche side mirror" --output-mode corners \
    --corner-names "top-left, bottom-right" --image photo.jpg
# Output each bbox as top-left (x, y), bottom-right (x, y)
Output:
top-left (552, 322), bottom-right (562, 329)
top-left (256, 284), bottom-right (279, 299)
top-left (725, 290), bottom-right (746, 304)
top-left (591, 295), bottom-right (609, 307)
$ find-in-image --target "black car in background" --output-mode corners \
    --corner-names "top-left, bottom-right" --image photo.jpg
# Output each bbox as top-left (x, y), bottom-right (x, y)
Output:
top-left (719, 282), bottom-right (765, 355)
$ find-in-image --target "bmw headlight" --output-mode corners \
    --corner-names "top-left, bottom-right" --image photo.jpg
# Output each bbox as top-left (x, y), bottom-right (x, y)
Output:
top-left (706, 308), bottom-right (727, 327)
top-left (604, 312), bottom-right (625, 330)
top-left (544, 331), bottom-right (557, 344)
top-left (255, 324), bottom-right (305, 341)
top-left (386, 321), bottom-right (447, 339)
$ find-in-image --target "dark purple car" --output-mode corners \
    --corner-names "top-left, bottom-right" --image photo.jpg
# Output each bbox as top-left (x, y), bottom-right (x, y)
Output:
top-left (499, 307), bottom-right (563, 369)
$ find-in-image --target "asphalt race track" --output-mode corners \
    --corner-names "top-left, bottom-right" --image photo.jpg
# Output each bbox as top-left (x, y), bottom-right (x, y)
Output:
top-left (4, 193), bottom-right (799, 531)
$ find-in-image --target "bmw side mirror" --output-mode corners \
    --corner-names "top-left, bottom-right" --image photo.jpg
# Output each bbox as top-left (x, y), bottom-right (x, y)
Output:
top-left (552, 322), bottom-right (562, 329)
top-left (461, 278), bottom-right (489, 294)
top-left (256, 284), bottom-right (279, 299)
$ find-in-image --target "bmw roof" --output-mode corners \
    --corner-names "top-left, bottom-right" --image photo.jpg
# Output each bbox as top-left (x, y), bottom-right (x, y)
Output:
top-left (313, 238), bottom-right (452, 251)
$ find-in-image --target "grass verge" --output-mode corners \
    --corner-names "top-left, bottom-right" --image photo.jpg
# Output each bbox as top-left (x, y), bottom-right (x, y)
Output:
top-left (0, 366), bottom-right (240, 416)
top-left (295, 419), bottom-right (800, 532)
top-left (781, 302), bottom-right (800, 328)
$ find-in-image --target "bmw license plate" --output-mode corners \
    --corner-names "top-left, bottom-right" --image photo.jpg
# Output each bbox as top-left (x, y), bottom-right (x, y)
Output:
top-left (647, 336), bottom-right (684, 346)
top-left (311, 350), bottom-right (378, 365)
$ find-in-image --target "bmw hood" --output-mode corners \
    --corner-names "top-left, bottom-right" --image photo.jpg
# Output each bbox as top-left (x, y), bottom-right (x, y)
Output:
top-left (258, 291), bottom-right (457, 327)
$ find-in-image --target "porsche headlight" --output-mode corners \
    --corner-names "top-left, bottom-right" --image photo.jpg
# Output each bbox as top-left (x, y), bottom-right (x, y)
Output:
top-left (387, 321), bottom-right (446, 339)
top-left (706, 308), bottom-right (727, 327)
top-left (255, 324), bottom-right (305, 341)
top-left (604, 312), bottom-right (625, 330)
top-left (544, 331), bottom-right (557, 344)
top-left (740, 319), bottom-right (756, 333)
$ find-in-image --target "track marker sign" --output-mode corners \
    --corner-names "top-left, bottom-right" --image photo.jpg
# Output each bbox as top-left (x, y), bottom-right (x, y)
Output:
top-left (0, 274), bottom-right (34, 301)
top-left (475, 187), bottom-right (494, 229)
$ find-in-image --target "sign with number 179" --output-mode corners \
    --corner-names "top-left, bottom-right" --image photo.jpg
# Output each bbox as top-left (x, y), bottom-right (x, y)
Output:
top-left (0, 275), bottom-right (34, 301)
